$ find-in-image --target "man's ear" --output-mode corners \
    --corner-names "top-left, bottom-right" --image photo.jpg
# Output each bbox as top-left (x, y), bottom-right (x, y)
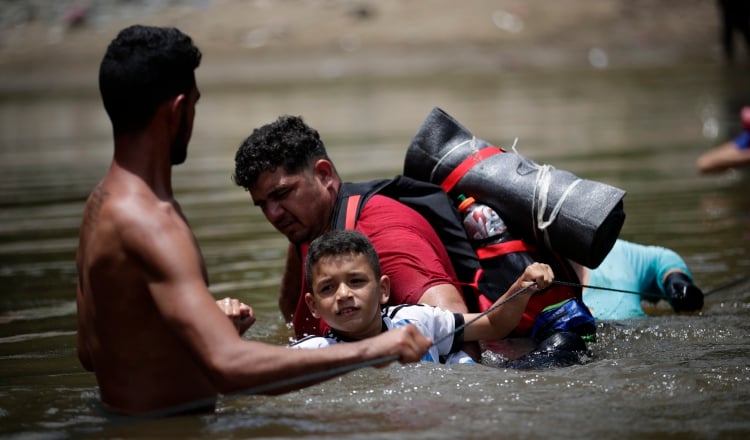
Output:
top-left (167, 93), bottom-right (186, 129)
top-left (170, 93), bottom-right (186, 111)
top-left (304, 292), bottom-right (321, 318)
top-left (313, 159), bottom-right (336, 185)
top-left (379, 275), bottom-right (391, 305)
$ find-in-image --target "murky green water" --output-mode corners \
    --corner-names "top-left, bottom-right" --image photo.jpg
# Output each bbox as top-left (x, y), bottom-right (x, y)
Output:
top-left (1, 62), bottom-right (749, 438)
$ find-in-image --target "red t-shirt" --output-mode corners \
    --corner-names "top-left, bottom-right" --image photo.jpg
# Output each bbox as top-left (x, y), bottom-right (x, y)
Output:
top-left (292, 195), bottom-right (458, 338)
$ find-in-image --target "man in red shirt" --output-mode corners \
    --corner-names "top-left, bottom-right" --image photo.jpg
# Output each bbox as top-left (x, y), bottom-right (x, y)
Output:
top-left (232, 115), bottom-right (472, 341)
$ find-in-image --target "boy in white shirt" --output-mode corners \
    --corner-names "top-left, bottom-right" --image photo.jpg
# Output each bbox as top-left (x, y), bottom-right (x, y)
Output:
top-left (292, 230), bottom-right (553, 364)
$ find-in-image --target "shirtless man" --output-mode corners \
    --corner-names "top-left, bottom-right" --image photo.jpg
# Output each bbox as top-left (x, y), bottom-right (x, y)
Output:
top-left (75, 25), bottom-right (430, 417)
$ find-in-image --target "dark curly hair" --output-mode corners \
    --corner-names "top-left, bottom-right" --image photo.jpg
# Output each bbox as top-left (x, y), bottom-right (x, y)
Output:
top-left (99, 25), bottom-right (201, 133)
top-left (233, 115), bottom-right (333, 190)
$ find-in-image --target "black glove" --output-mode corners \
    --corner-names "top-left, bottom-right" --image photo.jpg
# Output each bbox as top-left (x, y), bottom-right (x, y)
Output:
top-left (664, 272), bottom-right (704, 312)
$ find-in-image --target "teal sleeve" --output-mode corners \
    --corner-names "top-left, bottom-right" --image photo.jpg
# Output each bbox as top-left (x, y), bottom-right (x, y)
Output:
top-left (583, 239), bottom-right (690, 320)
top-left (652, 246), bottom-right (692, 294)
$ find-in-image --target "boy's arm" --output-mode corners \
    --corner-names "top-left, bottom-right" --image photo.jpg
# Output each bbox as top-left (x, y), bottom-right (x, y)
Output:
top-left (463, 263), bottom-right (553, 341)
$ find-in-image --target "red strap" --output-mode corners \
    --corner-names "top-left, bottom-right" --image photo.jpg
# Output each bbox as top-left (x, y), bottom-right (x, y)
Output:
top-left (439, 147), bottom-right (503, 193)
top-left (476, 240), bottom-right (532, 260)
top-left (344, 195), bottom-right (361, 230)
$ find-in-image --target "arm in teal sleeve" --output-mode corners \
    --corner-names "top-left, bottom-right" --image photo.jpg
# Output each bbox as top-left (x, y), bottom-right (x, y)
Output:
top-left (651, 246), bottom-right (692, 295)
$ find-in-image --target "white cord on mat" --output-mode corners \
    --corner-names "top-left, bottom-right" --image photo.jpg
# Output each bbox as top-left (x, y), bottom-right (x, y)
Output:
top-left (512, 140), bottom-right (581, 247)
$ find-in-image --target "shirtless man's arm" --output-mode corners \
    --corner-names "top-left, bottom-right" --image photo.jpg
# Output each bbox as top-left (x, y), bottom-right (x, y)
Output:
top-left (147, 201), bottom-right (429, 385)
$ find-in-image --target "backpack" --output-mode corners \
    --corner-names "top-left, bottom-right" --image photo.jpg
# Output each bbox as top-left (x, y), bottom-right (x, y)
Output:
top-left (332, 176), bottom-right (482, 312)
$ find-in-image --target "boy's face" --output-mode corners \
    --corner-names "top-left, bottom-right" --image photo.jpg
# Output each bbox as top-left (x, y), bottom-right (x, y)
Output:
top-left (304, 252), bottom-right (390, 340)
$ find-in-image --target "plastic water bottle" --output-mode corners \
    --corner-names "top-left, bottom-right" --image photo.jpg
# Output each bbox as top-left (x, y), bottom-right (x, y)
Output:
top-left (457, 194), bottom-right (510, 244)
top-left (457, 194), bottom-right (534, 296)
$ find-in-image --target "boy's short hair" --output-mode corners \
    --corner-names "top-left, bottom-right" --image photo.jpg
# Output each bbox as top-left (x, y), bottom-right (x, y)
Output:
top-left (305, 230), bottom-right (382, 291)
